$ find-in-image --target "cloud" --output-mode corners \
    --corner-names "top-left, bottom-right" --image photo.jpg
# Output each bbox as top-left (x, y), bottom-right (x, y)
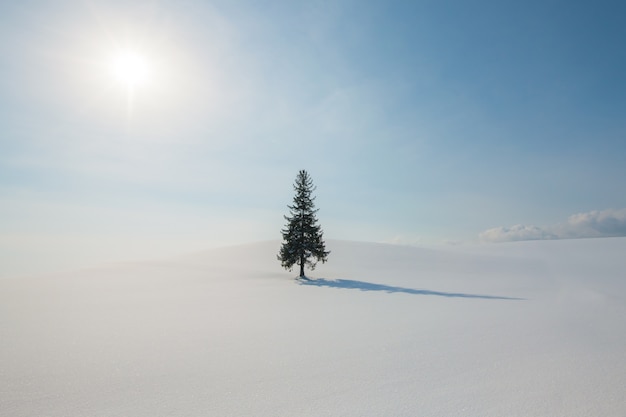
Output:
top-left (383, 235), bottom-right (424, 246)
top-left (480, 208), bottom-right (626, 242)
top-left (479, 224), bottom-right (558, 243)
top-left (562, 209), bottom-right (626, 237)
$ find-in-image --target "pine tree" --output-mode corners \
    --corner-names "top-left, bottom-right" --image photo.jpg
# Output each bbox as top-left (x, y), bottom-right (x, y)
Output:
top-left (278, 170), bottom-right (330, 278)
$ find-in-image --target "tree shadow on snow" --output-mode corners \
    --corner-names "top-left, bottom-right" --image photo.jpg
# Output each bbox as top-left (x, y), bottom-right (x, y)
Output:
top-left (298, 278), bottom-right (524, 300)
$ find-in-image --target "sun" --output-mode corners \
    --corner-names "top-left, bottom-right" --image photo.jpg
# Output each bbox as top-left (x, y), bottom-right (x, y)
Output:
top-left (110, 49), bottom-right (151, 88)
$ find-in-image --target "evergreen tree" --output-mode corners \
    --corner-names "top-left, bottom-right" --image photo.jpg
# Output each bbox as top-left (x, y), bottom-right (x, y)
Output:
top-left (278, 170), bottom-right (329, 278)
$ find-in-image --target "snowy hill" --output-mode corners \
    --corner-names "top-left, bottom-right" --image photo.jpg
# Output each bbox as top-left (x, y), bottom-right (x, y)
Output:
top-left (2, 238), bottom-right (625, 416)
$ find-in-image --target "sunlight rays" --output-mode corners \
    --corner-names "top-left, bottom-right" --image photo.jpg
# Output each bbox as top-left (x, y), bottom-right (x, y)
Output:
top-left (107, 48), bottom-right (154, 120)
top-left (110, 49), bottom-right (151, 88)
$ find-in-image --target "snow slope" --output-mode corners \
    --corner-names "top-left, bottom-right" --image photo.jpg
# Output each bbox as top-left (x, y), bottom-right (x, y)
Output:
top-left (1, 238), bottom-right (625, 416)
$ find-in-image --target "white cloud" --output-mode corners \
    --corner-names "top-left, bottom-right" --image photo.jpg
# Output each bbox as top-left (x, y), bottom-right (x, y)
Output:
top-left (562, 209), bottom-right (626, 238)
top-left (479, 224), bottom-right (557, 242)
top-left (383, 235), bottom-right (424, 246)
top-left (480, 208), bottom-right (626, 242)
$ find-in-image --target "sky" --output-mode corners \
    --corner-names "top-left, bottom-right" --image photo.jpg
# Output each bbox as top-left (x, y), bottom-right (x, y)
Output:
top-left (1, 0), bottom-right (626, 276)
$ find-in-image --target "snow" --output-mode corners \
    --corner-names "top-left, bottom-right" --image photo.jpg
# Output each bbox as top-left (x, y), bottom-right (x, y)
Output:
top-left (1, 238), bottom-right (625, 416)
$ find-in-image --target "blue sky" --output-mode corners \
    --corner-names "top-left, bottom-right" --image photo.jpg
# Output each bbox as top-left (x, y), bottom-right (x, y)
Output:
top-left (1, 0), bottom-right (625, 275)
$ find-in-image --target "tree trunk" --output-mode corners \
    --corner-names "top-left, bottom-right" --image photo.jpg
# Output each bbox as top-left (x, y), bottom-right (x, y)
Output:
top-left (299, 255), bottom-right (305, 278)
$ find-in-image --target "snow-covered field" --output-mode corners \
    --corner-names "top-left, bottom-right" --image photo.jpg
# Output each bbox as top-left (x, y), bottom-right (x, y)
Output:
top-left (2, 238), bottom-right (625, 416)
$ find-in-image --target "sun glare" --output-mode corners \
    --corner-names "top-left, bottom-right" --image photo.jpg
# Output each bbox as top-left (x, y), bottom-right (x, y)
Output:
top-left (110, 49), bottom-right (151, 88)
